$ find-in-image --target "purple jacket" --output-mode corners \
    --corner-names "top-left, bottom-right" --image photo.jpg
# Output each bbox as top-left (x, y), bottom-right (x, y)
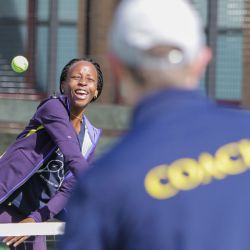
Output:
top-left (0, 95), bottom-right (101, 222)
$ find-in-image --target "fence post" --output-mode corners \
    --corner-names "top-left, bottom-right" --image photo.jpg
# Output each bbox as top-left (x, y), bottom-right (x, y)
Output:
top-left (47, 0), bottom-right (58, 95)
top-left (242, 0), bottom-right (250, 108)
top-left (206, 0), bottom-right (218, 98)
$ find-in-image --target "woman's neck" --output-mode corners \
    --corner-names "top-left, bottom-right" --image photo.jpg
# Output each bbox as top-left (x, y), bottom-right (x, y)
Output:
top-left (71, 112), bottom-right (83, 123)
top-left (70, 110), bottom-right (84, 133)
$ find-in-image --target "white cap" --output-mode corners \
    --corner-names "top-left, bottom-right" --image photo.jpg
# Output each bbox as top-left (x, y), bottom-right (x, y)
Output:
top-left (109, 0), bottom-right (205, 69)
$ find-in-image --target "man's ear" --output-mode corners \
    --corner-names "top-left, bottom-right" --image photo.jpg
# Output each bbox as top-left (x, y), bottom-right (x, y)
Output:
top-left (191, 47), bottom-right (212, 79)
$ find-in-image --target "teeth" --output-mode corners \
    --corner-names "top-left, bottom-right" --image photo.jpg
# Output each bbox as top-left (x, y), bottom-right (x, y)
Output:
top-left (75, 89), bottom-right (87, 95)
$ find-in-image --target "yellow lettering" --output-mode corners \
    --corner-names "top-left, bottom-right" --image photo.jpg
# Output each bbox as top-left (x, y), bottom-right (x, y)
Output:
top-left (144, 164), bottom-right (178, 199)
top-left (239, 139), bottom-right (250, 167)
top-left (144, 139), bottom-right (250, 200)
top-left (216, 142), bottom-right (247, 175)
top-left (199, 153), bottom-right (225, 182)
top-left (168, 159), bottom-right (202, 190)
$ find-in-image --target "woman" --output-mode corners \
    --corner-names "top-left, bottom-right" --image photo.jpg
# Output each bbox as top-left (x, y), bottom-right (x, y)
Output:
top-left (0, 58), bottom-right (104, 249)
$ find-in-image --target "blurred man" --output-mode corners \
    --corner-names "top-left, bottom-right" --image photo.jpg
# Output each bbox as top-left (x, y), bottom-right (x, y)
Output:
top-left (60, 0), bottom-right (250, 249)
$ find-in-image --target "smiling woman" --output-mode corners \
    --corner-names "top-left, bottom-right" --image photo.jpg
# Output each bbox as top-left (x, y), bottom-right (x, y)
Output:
top-left (59, 58), bottom-right (103, 134)
top-left (0, 58), bottom-right (104, 250)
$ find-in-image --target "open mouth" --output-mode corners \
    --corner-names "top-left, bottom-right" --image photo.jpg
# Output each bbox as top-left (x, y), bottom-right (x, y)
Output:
top-left (74, 89), bottom-right (88, 100)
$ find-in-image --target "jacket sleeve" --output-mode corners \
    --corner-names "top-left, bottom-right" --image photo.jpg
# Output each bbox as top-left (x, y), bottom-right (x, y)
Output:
top-left (35, 98), bottom-right (88, 176)
top-left (28, 175), bottom-right (76, 222)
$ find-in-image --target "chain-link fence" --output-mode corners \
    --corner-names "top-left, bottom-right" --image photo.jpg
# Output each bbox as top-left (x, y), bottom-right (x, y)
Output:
top-left (0, 0), bottom-right (249, 105)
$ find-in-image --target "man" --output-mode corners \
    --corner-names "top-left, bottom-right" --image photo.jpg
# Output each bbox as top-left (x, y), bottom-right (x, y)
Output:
top-left (60, 0), bottom-right (250, 249)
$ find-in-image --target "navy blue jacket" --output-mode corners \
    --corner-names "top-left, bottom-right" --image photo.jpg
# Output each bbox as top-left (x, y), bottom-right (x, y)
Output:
top-left (61, 89), bottom-right (250, 250)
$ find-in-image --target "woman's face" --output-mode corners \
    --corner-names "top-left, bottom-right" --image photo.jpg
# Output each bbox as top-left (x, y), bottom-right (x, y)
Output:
top-left (62, 61), bottom-right (98, 110)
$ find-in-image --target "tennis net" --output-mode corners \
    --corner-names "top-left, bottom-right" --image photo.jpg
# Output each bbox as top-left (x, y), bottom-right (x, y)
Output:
top-left (0, 222), bottom-right (65, 250)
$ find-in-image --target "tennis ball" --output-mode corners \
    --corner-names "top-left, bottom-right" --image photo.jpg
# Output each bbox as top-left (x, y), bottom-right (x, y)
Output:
top-left (11, 55), bottom-right (29, 73)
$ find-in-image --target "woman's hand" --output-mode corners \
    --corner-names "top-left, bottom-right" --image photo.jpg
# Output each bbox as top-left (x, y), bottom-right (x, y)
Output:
top-left (2, 217), bottom-right (35, 247)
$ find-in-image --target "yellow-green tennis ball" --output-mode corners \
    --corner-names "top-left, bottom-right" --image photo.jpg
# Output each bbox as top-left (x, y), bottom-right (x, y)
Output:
top-left (11, 55), bottom-right (29, 73)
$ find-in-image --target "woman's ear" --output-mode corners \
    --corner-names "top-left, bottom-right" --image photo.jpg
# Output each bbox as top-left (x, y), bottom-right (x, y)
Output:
top-left (94, 90), bottom-right (98, 99)
top-left (60, 81), bottom-right (66, 94)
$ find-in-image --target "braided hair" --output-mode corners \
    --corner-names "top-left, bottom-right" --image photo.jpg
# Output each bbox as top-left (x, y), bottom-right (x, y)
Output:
top-left (59, 58), bottom-right (104, 101)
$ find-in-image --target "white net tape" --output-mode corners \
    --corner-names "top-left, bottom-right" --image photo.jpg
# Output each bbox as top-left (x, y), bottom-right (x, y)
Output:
top-left (0, 222), bottom-right (65, 236)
